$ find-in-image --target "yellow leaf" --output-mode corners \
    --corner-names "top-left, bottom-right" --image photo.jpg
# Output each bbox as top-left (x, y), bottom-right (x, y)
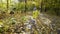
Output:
top-left (33, 10), bottom-right (40, 19)
top-left (0, 21), bottom-right (3, 25)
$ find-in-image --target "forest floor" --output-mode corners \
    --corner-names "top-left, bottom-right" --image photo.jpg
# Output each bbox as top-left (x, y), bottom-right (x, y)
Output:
top-left (0, 11), bottom-right (59, 34)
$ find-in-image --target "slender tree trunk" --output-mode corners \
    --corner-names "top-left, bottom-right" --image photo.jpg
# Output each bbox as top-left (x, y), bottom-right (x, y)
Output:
top-left (41, 0), bottom-right (43, 12)
top-left (7, 0), bottom-right (9, 12)
top-left (24, 0), bottom-right (27, 15)
top-left (25, 0), bottom-right (27, 12)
